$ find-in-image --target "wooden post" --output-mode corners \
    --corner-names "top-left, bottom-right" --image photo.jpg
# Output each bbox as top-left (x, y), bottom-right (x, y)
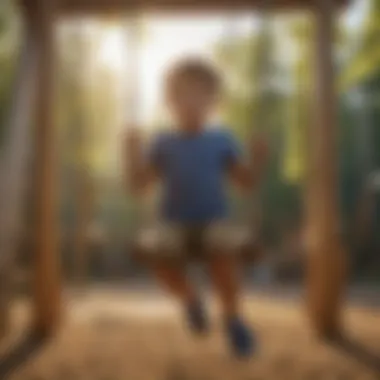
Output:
top-left (31, 0), bottom-right (61, 336)
top-left (0, 4), bottom-right (40, 340)
top-left (306, 0), bottom-right (347, 339)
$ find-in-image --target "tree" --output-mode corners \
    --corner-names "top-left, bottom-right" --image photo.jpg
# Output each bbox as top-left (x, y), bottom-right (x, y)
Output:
top-left (340, 0), bottom-right (380, 91)
top-left (57, 23), bottom-right (99, 284)
top-left (57, 21), bottom-right (134, 281)
top-left (214, 18), bottom-right (296, 245)
top-left (0, 0), bottom-right (19, 146)
top-left (282, 19), bottom-right (312, 184)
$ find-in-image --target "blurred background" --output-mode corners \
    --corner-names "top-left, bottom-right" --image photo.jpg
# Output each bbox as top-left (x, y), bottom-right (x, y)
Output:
top-left (0, 0), bottom-right (378, 291)
top-left (0, 0), bottom-right (379, 378)
top-left (3, 0), bottom-right (375, 288)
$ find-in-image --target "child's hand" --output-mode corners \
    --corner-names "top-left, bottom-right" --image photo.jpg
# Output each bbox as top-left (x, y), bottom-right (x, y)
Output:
top-left (124, 127), bottom-right (157, 194)
top-left (125, 127), bottom-right (143, 158)
top-left (249, 134), bottom-right (270, 166)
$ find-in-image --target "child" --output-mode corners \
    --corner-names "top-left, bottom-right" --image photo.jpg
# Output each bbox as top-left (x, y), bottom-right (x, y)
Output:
top-left (125, 58), bottom-right (268, 357)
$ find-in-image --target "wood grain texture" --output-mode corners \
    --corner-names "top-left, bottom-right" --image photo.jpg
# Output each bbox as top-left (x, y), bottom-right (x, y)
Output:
top-left (22, 0), bottom-right (349, 16)
top-left (31, 0), bottom-right (62, 337)
top-left (305, 0), bottom-right (347, 339)
top-left (0, 20), bottom-right (39, 341)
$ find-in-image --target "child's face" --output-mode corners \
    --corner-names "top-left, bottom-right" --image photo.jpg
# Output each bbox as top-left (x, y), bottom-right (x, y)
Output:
top-left (166, 76), bottom-right (218, 131)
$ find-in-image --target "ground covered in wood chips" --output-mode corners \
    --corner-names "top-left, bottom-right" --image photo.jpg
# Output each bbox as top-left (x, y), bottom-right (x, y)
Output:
top-left (2, 288), bottom-right (380, 380)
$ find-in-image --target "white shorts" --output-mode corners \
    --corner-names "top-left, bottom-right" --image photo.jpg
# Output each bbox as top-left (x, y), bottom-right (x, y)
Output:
top-left (135, 221), bottom-right (254, 258)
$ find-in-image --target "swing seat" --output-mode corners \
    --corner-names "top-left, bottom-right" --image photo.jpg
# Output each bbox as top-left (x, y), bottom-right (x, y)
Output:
top-left (130, 225), bottom-right (264, 265)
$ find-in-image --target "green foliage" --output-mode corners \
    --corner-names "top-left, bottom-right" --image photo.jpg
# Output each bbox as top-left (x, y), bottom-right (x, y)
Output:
top-left (214, 18), bottom-right (301, 243)
top-left (341, 0), bottom-right (380, 90)
top-left (0, 0), bottom-right (19, 146)
top-left (57, 24), bottom-right (119, 176)
top-left (282, 18), bottom-right (313, 183)
top-left (213, 7), bottom-right (380, 275)
top-left (216, 21), bottom-right (284, 139)
top-left (212, 11), bottom-right (376, 250)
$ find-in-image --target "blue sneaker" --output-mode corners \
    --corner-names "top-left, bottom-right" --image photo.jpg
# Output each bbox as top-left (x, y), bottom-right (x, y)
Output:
top-left (225, 317), bottom-right (255, 358)
top-left (185, 299), bottom-right (208, 335)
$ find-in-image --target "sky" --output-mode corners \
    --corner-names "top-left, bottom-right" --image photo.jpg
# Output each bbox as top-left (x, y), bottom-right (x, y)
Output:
top-left (97, 0), bottom-right (367, 124)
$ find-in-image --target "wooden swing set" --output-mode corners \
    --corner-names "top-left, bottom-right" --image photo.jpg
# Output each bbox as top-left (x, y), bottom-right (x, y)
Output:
top-left (0, 0), bottom-right (348, 341)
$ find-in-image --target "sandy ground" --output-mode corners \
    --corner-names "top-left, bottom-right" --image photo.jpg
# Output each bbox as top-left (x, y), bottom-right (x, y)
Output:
top-left (2, 289), bottom-right (380, 380)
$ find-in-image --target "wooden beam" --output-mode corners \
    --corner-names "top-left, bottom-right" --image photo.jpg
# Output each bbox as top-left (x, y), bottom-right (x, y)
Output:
top-left (306, 0), bottom-right (347, 339)
top-left (23, 0), bottom-right (349, 16)
top-left (0, 20), bottom-right (39, 341)
top-left (31, 0), bottom-right (62, 337)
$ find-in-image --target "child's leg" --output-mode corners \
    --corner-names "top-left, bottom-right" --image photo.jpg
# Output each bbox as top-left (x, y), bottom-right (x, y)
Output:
top-left (151, 261), bottom-right (196, 304)
top-left (138, 224), bottom-right (208, 334)
top-left (205, 223), bottom-right (245, 318)
top-left (137, 224), bottom-right (195, 302)
top-left (150, 261), bottom-right (208, 333)
top-left (205, 223), bottom-right (255, 356)
top-left (207, 255), bottom-right (240, 319)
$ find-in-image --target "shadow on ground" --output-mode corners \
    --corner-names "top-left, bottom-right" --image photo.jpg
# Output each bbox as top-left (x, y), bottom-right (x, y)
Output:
top-left (0, 331), bottom-right (47, 379)
top-left (332, 335), bottom-right (380, 375)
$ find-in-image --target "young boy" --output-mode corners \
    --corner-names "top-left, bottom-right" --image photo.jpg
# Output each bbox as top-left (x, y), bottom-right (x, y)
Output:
top-left (125, 58), bottom-right (268, 357)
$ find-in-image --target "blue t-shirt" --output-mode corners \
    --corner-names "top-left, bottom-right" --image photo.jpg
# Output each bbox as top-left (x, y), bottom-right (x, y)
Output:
top-left (148, 128), bottom-right (241, 224)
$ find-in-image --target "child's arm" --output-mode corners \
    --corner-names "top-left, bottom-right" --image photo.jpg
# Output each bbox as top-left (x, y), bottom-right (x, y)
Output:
top-left (228, 135), bottom-right (269, 192)
top-left (124, 128), bottom-right (159, 196)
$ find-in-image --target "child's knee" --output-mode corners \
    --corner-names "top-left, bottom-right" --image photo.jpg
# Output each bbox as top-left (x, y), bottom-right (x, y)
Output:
top-left (204, 222), bottom-right (251, 254)
top-left (209, 256), bottom-right (235, 272)
top-left (135, 224), bottom-right (184, 257)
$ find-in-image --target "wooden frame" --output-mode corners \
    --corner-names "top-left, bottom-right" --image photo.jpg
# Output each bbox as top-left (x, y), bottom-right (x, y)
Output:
top-left (23, 0), bottom-right (348, 15)
top-left (65, 0), bottom-right (348, 15)
top-left (0, 0), bottom-right (346, 339)
top-left (30, 0), bottom-right (62, 336)
top-left (306, 0), bottom-right (347, 339)
top-left (0, 10), bottom-right (39, 340)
